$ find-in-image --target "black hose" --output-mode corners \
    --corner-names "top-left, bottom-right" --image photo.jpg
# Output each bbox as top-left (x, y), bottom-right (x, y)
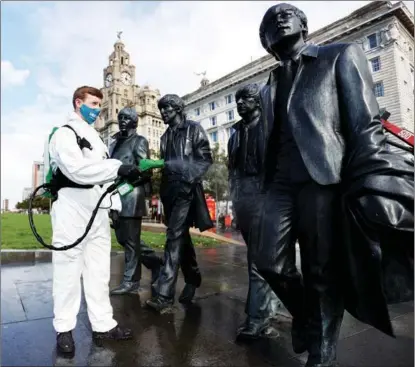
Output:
top-left (28, 181), bottom-right (119, 251)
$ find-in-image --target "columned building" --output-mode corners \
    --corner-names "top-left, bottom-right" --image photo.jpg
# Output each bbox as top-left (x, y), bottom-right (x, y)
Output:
top-left (95, 35), bottom-right (166, 155)
top-left (182, 1), bottom-right (414, 153)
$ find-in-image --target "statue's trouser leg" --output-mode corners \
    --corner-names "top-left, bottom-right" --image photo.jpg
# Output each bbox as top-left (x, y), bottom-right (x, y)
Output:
top-left (156, 194), bottom-right (199, 300)
top-left (235, 195), bottom-right (280, 320)
top-left (256, 181), bottom-right (343, 365)
top-left (115, 218), bottom-right (142, 283)
top-left (140, 238), bottom-right (162, 270)
top-left (297, 182), bottom-right (344, 366)
top-left (179, 230), bottom-right (202, 287)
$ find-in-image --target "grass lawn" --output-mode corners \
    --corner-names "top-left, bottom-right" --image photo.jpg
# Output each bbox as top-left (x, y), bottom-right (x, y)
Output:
top-left (1, 213), bottom-right (219, 250)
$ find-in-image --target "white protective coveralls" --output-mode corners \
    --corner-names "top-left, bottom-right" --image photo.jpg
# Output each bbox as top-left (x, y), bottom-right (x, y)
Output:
top-left (48, 111), bottom-right (123, 333)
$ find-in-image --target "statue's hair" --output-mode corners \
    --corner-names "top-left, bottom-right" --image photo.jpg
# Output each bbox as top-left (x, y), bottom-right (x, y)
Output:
top-left (235, 83), bottom-right (261, 104)
top-left (158, 94), bottom-right (185, 109)
top-left (118, 107), bottom-right (138, 126)
top-left (259, 3), bottom-right (308, 55)
top-left (157, 94), bottom-right (186, 118)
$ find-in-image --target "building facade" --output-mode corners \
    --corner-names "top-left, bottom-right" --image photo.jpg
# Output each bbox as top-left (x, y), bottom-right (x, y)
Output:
top-left (182, 1), bottom-right (414, 153)
top-left (32, 161), bottom-right (44, 191)
top-left (95, 36), bottom-right (166, 155)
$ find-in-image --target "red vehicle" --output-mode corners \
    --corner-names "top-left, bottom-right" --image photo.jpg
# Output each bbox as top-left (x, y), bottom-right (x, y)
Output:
top-left (380, 110), bottom-right (414, 153)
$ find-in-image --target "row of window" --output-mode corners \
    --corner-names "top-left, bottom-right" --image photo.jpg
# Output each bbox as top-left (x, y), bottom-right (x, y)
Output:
top-left (194, 93), bottom-right (234, 116)
top-left (207, 83), bottom-right (385, 138)
top-left (207, 81), bottom-right (386, 126)
top-left (367, 31), bottom-right (413, 53)
top-left (205, 80), bottom-right (386, 130)
top-left (209, 110), bottom-right (235, 127)
top-left (148, 128), bottom-right (163, 138)
top-left (209, 127), bottom-right (237, 144)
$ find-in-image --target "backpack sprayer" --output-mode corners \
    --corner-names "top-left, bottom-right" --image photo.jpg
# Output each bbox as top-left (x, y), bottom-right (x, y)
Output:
top-left (28, 126), bottom-right (135, 251)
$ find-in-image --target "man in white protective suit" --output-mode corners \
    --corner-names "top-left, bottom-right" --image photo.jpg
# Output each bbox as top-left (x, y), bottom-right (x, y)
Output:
top-left (48, 86), bottom-right (143, 355)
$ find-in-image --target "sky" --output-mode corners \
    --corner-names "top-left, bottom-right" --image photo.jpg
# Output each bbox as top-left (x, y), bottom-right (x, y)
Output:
top-left (1, 1), bottom-right (414, 208)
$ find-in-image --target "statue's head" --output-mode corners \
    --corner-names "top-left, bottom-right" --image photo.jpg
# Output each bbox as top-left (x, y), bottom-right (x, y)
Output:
top-left (235, 83), bottom-right (261, 121)
top-left (117, 107), bottom-right (138, 133)
top-left (157, 94), bottom-right (185, 125)
top-left (259, 3), bottom-right (308, 55)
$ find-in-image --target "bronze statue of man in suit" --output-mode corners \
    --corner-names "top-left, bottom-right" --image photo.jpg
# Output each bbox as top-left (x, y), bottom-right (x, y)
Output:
top-left (109, 107), bottom-right (163, 295)
top-left (228, 83), bottom-right (282, 340)
top-left (256, 3), bottom-right (413, 367)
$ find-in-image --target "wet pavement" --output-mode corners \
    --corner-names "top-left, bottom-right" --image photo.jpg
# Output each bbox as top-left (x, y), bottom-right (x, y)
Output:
top-left (1, 247), bottom-right (413, 367)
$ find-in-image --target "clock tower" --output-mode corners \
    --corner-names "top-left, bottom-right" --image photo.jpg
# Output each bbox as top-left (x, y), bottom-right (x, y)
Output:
top-left (96, 33), bottom-right (166, 154)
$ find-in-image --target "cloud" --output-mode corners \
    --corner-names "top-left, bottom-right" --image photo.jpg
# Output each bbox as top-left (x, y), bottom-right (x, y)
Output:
top-left (1, 0), bottom-right (413, 208)
top-left (28, 1), bottom-right (380, 97)
top-left (1, 96), bottom-right (70, 207)
top-left (1, 60), bottom-right (30, 88)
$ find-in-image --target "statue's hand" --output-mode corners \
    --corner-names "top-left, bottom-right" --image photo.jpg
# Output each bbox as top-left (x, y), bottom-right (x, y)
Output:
top-left (109, 210), bottom-right (120, 229)
top-left (138, 159), bottom-right (165, 172)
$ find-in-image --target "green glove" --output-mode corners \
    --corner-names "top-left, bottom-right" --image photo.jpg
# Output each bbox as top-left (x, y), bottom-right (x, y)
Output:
top-left (138, 159), bottom-right (165, 172)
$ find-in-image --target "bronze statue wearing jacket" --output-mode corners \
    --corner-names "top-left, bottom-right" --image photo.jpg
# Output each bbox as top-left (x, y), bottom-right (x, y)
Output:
top-left (145, 94), bottom-right (213, 313)
top-left (109, 107), bottom-right (163, 295)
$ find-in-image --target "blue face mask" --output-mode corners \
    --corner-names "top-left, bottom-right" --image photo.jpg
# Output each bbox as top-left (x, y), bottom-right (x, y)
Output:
top-left (80, 104), bottom-right (101, 125)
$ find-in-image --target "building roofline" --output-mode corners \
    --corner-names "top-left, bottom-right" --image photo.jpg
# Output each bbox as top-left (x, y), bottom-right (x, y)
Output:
top-left (182, 1), bottom-right (414, 104)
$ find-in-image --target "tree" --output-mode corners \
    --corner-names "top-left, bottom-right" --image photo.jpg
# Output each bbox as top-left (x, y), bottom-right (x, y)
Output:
top-left (16, 199), bottom-right (29, 210)
top-left (16, 196), bottom-right (50, 212)
top-left (204, 143), bottom-right (230, 219)
top-left (149, 149), bottom-right (162, 197)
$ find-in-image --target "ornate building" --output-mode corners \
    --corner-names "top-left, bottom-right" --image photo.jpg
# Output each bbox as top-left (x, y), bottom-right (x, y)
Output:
top-left (95, 34), bottom-right (166, 154)
top-left (182, 1), bottom-right (414, 153)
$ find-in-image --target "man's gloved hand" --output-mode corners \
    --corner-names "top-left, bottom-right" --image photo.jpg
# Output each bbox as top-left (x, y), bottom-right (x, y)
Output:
top-left (138, 159), bottom-right (165, 172)
top-left (117, 164), bottom-right (141, 183)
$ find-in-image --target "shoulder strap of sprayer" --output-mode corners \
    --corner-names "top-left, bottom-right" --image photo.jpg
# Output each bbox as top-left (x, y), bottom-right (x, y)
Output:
top-left (62, 125), bottom-right (93, 151)
top-left (46, 125), bottom-right (94, 197)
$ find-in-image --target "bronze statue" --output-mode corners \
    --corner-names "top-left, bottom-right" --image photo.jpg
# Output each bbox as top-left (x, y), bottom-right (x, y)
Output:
top-left (228, 83), bottom-right (282, 340)
top-left (143, 94), bottom-right (214, 313)
top-left (256, 3), bottom-right (413, 367)
top-left (109, 107), bottom-right (163, 295)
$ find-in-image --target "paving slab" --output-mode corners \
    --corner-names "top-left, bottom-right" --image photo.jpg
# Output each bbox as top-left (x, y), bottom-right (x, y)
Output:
top-left (1, 248), bottom-right (413, 367)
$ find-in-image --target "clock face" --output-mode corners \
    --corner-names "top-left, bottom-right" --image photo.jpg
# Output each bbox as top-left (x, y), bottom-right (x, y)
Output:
top-left (105, 73), bottom-right (112, 87)
top-left (121, 71), bottom-right (132, 86)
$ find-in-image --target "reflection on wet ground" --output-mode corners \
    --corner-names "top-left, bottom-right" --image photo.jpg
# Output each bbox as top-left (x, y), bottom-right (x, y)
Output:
top-left (1, 247), bottom-right (413, 367)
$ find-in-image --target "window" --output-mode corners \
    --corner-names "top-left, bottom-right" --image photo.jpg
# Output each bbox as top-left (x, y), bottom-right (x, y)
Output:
top-left (367, 33), bottom-right (378, 49)
top-left (210, 116), bottom-right (217, 126)
top-left (210, 132), bottom-right (218, 142)
top-left (209, 101), bottom-right (216, 111)
top-left (195, 107), bottom-right (200, 116)
top-left (227, 110), bottom-right (234, 121)
top-left (225, 94), bottom-right (233, 104)
top-left (370, 57), bottom-right (381, 72)
top-left (374, 81), bottom-right (384, 97)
